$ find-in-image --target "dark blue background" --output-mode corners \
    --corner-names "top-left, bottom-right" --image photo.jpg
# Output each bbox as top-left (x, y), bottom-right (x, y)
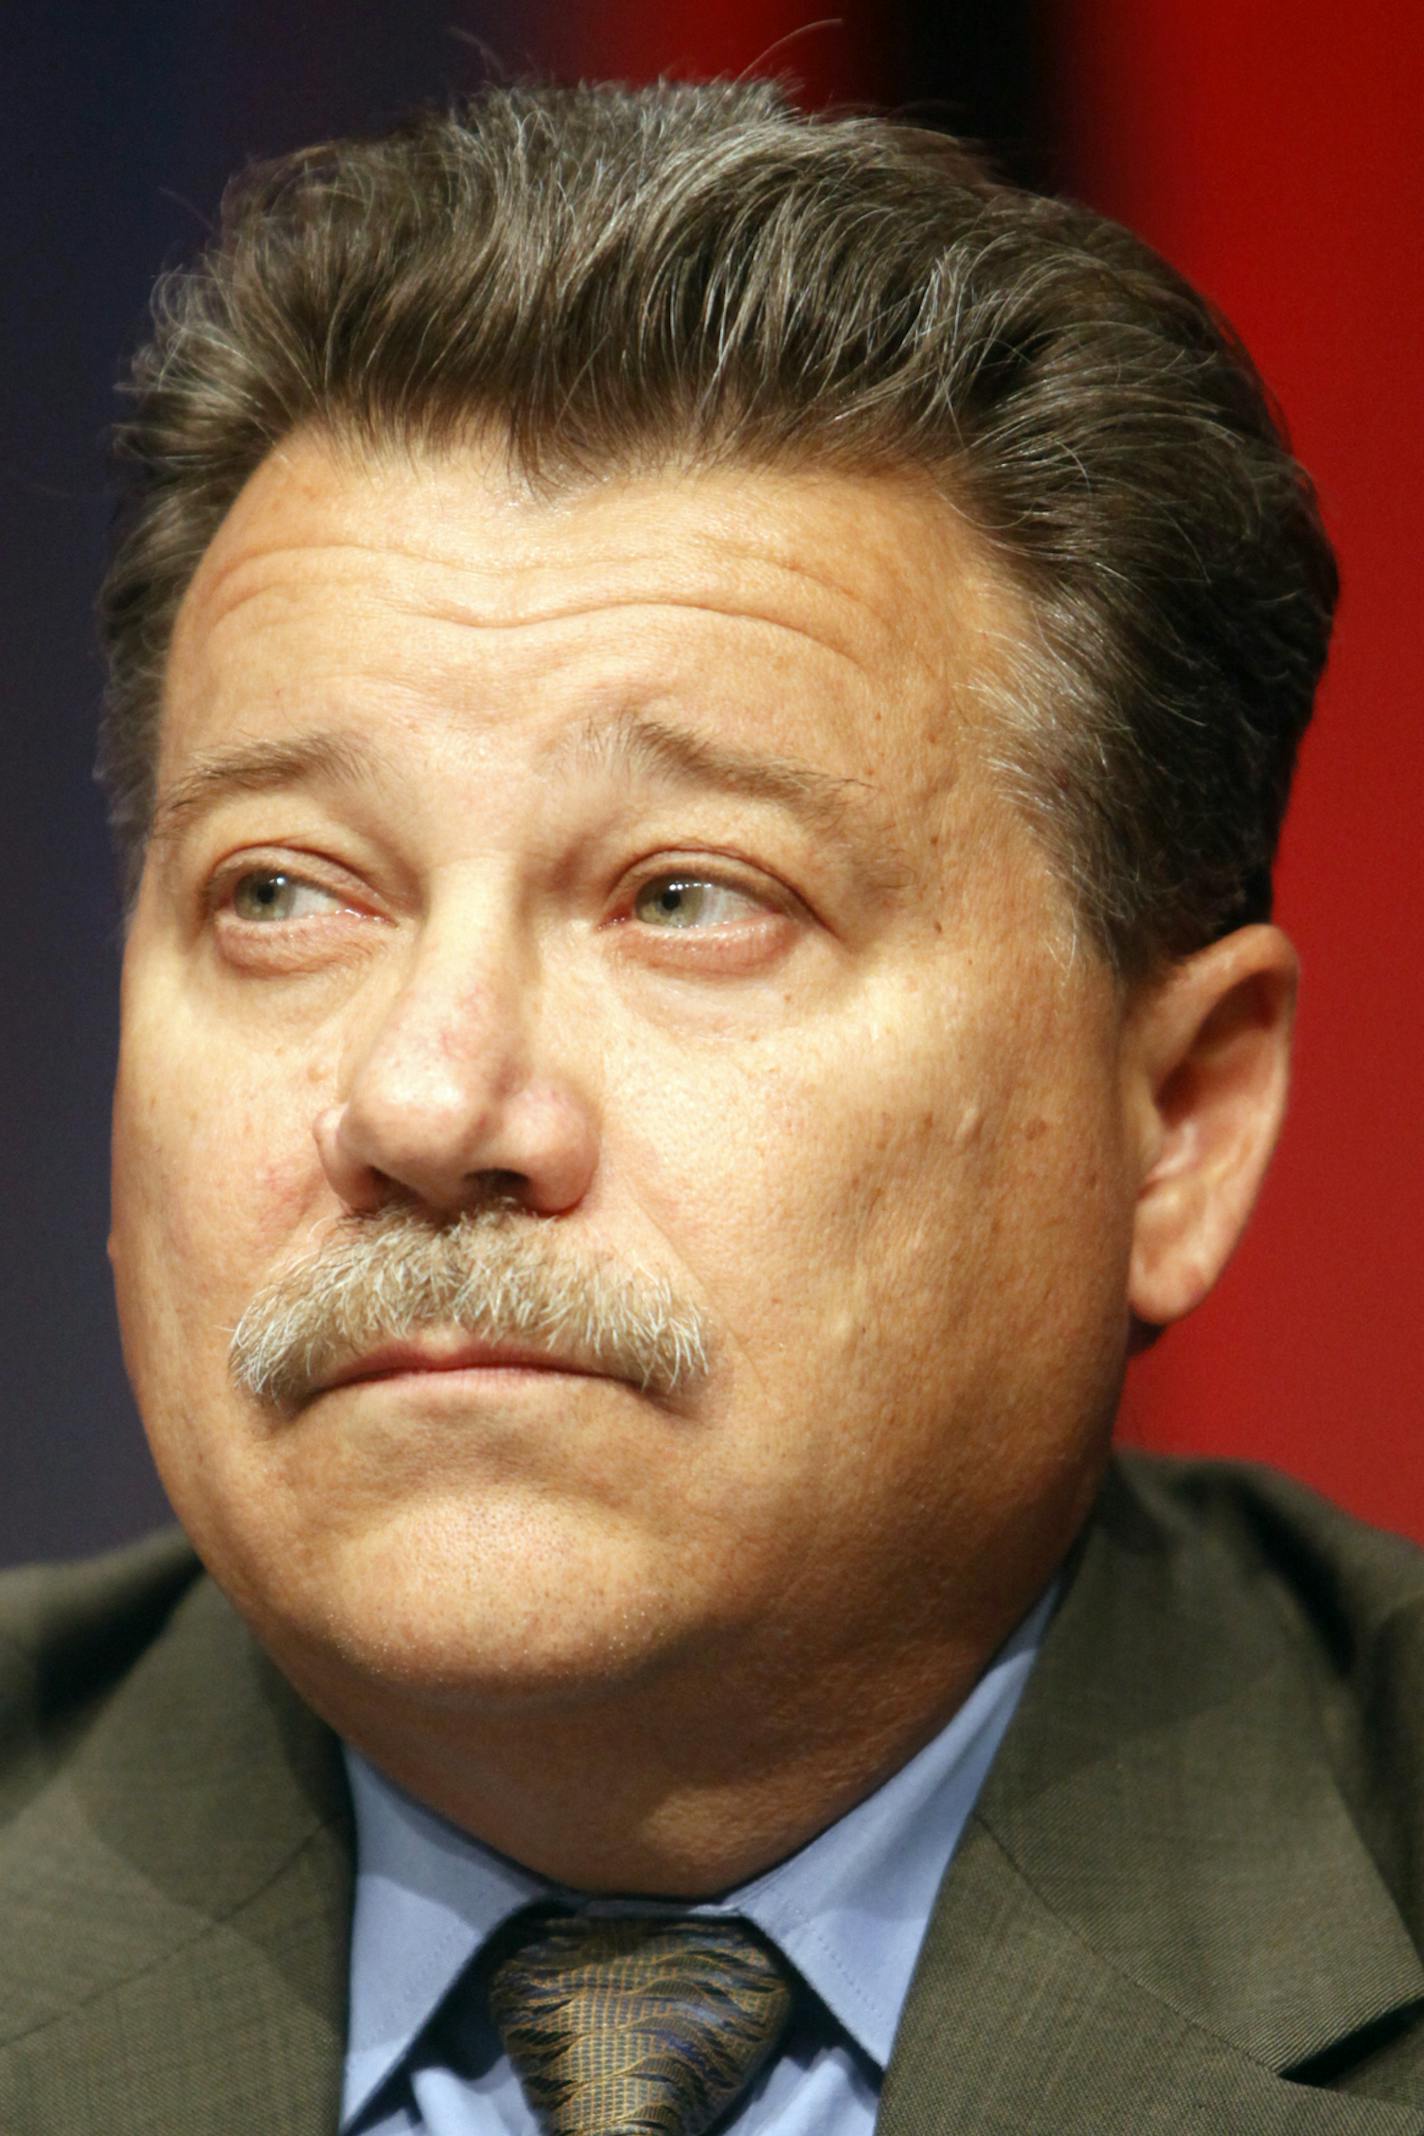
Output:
top-left (1, 2), bottom-right (1043, 1564)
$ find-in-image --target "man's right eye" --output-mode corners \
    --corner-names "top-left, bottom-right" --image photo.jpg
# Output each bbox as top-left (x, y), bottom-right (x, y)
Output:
top-left (229, 870), bottom-right (342, 923)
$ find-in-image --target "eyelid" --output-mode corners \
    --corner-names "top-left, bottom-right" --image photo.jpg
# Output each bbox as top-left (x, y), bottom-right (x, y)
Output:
top-left (618, 853), bottom-right (802, 923)
top-left (204, 850), bottom-right (376, 924)
top-left (202, 846), bottom-right (808, 930)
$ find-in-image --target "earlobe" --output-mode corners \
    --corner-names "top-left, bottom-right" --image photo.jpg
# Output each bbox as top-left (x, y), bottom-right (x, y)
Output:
top-left (1126, 925), bottom-right (1298, 1329)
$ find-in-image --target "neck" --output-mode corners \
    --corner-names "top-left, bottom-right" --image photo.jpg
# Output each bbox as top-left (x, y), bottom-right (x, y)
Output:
top-left (290, 1595), bottom-right (1038, 1895)
top-left (261, 1449), bottom-right (1102, 1893)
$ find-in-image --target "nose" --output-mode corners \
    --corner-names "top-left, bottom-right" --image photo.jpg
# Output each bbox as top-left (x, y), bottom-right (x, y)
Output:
top-left (313, 925), bottom-right (598, 1220)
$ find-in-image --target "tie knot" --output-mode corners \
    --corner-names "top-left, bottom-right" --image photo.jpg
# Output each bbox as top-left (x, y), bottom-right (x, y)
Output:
top-left (488, 1909), bottom-right (793, 2135)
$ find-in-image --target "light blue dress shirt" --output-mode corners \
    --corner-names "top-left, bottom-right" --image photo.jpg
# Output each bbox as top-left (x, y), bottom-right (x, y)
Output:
top-left (341, 1586), bottom-right (1054, 2134)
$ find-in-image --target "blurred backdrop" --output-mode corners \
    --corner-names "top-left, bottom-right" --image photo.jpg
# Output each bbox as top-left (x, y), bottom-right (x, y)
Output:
top-left (2, 0), bottom-right (1420, 1565)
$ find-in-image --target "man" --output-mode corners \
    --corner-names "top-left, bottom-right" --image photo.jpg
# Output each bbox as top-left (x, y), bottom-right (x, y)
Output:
top-left (3, 77), bottom-right (1422, 2134)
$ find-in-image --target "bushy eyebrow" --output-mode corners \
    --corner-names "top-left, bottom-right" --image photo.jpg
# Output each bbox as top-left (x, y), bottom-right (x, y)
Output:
top-left (552, 709), bottom-right (912, 896)
top-left (147, 711), bottom-right (913, 897)
top-left (148, 731), bottom-right (380, 856)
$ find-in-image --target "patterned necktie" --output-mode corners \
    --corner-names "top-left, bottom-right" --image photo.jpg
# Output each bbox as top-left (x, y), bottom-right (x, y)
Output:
top-left (487, 1909), bottom-right (794, 2136)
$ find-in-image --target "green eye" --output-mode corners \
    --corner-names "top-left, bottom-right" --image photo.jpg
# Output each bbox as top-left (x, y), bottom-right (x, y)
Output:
top-left (632, 877), bottom-right (756, 929)
top-left (230, 871), bottom-right (335, 922)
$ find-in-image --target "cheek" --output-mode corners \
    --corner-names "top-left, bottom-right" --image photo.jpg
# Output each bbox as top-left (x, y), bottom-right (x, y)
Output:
top-left (110, 998), bottom-right (324, 1354)
top-left (606, 993), bottom-right (999, 1345)
top-left (615, 968), bottom-right (1126, 1391)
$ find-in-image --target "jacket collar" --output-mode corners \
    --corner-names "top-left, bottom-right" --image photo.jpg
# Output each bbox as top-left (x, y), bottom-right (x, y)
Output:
top-left (0, 1566), bottom-right (351, 2134)
top-left (7, 1458), bottom-right (1423, 2132)
top-left (879, 1458), bottom-right (1424, 2132)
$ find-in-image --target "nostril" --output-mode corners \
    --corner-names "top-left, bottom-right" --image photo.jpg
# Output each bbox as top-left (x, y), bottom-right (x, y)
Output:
top-left (316, 1063), bottom-right (597, 1221)
top-left (469, 1167), bottom-right (529, 1203)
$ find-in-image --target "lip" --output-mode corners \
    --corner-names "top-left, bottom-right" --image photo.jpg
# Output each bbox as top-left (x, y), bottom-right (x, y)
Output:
top-left (315, 1339), bottom-right (608, 1396)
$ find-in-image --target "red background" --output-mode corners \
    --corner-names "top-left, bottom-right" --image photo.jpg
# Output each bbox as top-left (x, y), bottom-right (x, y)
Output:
top-left (2, 5), bottom-right (1418, 1563)
top-left (1050, 1), bottom-right (1424, 1529)
top-left (552, 0), bottom-right (1424, 1532)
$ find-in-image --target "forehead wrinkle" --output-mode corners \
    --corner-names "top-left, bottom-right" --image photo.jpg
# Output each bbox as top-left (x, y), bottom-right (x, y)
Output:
top-left (185, 537), bottom-right (440, 640)
top-left (408, 591), bottom-right (878, 677)
top-left (187, 530), bottom-right (898, 679)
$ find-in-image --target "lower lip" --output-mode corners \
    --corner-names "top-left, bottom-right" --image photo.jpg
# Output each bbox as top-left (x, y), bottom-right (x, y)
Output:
top-left (325, 1364), bottom-right (603, 1395)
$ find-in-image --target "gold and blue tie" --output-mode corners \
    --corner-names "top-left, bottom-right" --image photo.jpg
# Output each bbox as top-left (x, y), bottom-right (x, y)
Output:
top-left (488, 1910), bottom-right (793, 2135)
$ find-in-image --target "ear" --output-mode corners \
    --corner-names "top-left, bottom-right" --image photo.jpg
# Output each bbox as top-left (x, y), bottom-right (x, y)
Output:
top-left (1126, 924), bottom-right (1298, 1328)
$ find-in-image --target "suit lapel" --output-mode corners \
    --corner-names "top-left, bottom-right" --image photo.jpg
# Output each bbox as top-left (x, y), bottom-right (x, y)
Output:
top-left (0, 1570), bottom-right (351, 2135)
top-left (879, 1459), bottom-right (1424, 2133)
top-left (9, 1463), bottom-right (1424, 2130)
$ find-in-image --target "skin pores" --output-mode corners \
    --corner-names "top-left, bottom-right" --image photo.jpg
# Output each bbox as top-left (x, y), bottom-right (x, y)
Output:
top-left (110, 435), bottom-right (1138, 1886)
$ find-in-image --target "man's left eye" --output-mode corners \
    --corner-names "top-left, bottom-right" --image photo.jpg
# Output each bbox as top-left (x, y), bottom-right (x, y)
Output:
top-left (630, 876), bottom-right (762, 929)
top-left (229, 870), bottom-right (341, 923)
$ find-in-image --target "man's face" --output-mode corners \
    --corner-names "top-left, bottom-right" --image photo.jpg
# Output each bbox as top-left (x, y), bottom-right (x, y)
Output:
top-left (110, 435), bottom-right (1137, 1728)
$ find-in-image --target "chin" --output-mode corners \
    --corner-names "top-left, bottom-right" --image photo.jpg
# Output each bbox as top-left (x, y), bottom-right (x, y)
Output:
top-left (221, 1486), bottom-right (691, 1719)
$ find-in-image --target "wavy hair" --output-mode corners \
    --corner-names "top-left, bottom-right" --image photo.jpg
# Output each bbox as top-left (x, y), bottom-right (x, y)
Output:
top-left (98, 79), bottom-right (1337, 975)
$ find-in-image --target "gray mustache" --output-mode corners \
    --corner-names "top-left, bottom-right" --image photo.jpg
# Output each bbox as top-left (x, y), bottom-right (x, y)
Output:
top-left (228, 1203), bottom-right (711, 1408)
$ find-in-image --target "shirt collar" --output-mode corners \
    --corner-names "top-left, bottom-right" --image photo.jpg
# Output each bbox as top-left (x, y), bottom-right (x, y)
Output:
top-left (726, 1582), bottom-right (1053, 2062)
top-left (342, 1583), bottom-right (1054, 2124)
top-left (342, 1751), bottom-right (547, 2120)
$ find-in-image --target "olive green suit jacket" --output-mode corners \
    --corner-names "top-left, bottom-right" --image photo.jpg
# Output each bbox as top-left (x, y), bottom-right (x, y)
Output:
top-left (5, 1455), bottom-right (1424, 2133)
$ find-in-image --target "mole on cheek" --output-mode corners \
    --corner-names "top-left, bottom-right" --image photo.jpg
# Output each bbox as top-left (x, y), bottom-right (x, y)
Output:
top-left (952, 1105), bottom-right (985, 1149)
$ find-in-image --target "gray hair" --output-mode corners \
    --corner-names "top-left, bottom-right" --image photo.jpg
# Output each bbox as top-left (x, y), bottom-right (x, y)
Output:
top-left (228, 1201), bottom-right (710, 1409)
top-left (98, 78), bottom-right (1337, 976)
